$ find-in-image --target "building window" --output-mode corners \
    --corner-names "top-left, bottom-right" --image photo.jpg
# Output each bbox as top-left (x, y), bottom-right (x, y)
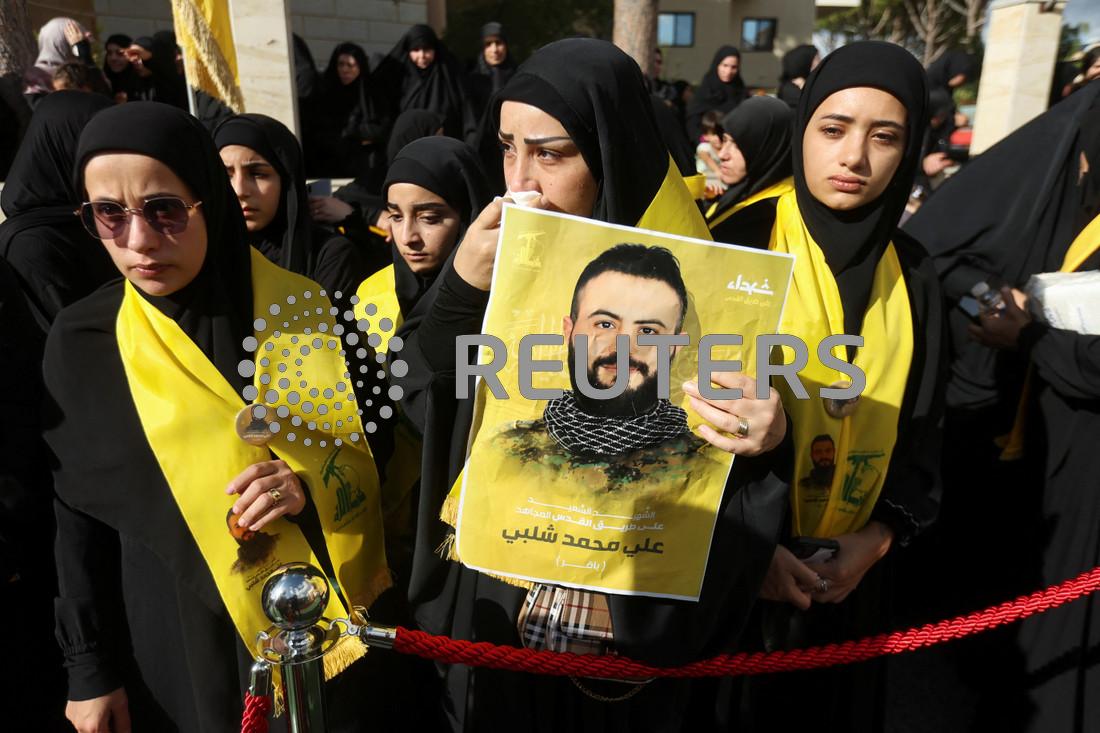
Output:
top-left (742, 18), bottom-right (777, 52)
top-left (658, 12), bottom-right (695, 48)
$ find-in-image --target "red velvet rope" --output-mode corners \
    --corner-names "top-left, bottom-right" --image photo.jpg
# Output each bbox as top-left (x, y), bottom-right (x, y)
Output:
top-left (240, 692), bottom-right (271, 733)
top-left (391, 566), bottom-right (1100, 680)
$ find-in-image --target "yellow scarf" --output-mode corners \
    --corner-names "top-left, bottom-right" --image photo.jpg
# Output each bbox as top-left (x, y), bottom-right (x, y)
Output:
top-left (771, 190), bottom-right (915, 538)
top-left (353, 263), bottom-right (421, 541)
top-left (705, 177), bottom-right (795, 232)
top-left (999, 211), bottom-right (1100, 459)
top-left (354, 264), bottom-right (401, 353)
top-left (117, 248), bottom-right (389, 674)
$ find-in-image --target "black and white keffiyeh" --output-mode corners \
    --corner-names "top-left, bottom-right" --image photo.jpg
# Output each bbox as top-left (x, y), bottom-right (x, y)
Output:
top-left (543, 391), bottom-right (690, 456)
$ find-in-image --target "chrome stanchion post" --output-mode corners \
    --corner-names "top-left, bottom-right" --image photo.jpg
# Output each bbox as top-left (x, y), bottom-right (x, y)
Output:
top-left (257, 563), bottom-right (335, 733)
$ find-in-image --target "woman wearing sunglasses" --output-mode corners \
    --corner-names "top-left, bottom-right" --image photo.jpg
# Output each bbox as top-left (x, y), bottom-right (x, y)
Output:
top-left (44, 102), bottom-right (389, 733)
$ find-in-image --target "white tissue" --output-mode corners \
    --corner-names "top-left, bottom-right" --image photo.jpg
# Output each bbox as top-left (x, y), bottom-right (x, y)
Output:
top-left (506, 190), bottom-right (541, 207)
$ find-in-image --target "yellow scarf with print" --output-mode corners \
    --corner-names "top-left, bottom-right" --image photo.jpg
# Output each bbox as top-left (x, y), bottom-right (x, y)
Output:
top-left (117, 248), bottom-right (390, 676)
top-left (706, 177), bottom-right (795, 232)
top-left (999, 211), bottom-right (1100, 459)
top-left (771, 190), bottom-right (914, 538)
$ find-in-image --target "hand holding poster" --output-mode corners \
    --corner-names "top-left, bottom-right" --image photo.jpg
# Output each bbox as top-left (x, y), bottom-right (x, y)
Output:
top-left (451, 206), bottom-right (793, 599)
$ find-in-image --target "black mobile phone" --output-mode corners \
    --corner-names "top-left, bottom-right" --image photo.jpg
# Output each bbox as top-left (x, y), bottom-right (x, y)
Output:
top-left (957, 295), bottom-right (982, 323)
top-left (787, 536), bottom-right (839, 563)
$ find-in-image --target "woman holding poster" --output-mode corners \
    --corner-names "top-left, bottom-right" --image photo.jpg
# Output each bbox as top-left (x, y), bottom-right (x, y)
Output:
top-left (740, 42), bottom-right (946, 732)
top-left (391, 38), bottom-right (797, 731)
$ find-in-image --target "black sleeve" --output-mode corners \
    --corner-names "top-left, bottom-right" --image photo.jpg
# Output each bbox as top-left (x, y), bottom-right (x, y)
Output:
top-left (53, 498), bottom-right (126, 700)
top-left (311, 232), bottom-right (371, 303)
top-left (393, 264), bottom-right (489, 432)
top-left (1019, 321), bottom-right (1100, 400)
top-left (871, 240), bottom-right (946, 545)
top-left (608, 431), bottom-right (792, 666)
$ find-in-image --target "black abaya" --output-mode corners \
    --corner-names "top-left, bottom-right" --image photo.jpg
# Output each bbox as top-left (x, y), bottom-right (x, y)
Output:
top-left (43, 103), bottom-right (375, 732)
top-left (0, 90), bottom-right (116, 334)
top-left (685, 46), bottom-right (748, 142)
top-left (313, 43), bottom-right (391, 180)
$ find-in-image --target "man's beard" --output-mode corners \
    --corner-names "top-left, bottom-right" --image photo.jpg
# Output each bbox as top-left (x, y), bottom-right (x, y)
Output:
top-left (568, 343), bottom-right (661, 418)
top-left (809, 462), bottom-right (835, 486)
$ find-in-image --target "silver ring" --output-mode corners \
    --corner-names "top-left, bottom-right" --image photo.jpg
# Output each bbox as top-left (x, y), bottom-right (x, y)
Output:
top-left (817, 577), bottom-right (830, 594)
top-left (734, 416), bottom-right (750, 439)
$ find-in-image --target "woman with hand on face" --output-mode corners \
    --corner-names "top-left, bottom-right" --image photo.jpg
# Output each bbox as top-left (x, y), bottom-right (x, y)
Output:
top-left (215, 113), bottom-right (372, 305)
top-left (45, 103), bottom-right (389, 733)
top-left (376, 24), bottom-right (476, 143)
top-left (393, 38), bottom-right (793, 731)
top-left (102, 33), bottom-right (138, 103)
top-left (705, 95), bottom-right (794, 248)
top-left (685, 46), bottom-right (749, 143)
top-left (741, 42), bottom-right (944, 732)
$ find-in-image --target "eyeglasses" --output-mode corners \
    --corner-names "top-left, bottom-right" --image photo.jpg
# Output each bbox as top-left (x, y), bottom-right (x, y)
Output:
top-left (76, 197), bottom-right (203, 239)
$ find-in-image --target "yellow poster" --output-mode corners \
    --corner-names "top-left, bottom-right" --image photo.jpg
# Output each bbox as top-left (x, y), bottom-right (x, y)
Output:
top-left (455, 206), bottom-right (794, 599)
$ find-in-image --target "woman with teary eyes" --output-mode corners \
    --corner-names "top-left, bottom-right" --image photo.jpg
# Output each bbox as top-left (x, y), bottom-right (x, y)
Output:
top-left (737, 42), bottom-right (945, 732)
top-left (389, 38), bottom-right (793, 731)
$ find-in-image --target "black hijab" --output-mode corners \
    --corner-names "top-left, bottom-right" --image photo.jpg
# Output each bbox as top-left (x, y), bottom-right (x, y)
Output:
top-left (213, 113), bottom-right (313, 278)
top-left (102, 33), bottom-right (138, 97)
top-left (711, 95), bottom-right (793, 215)
top-left (378, 24), bottom-right (472, 139)
top-left (793, 41), bottom-right (928, 336)
top-left (473, 22), bottom-right (517, 95)
top-left (493, 37), bottom-right (677, 226)
top-left (74, 102), bottom-right (252, 391)
top-left (778, 44), bottom-right (818, 107)
top-left (385, 108), bottom-right (444, 164)
top-left (293, 33), bottom-right (320, 100)
top-left (0, 91), bottom-right (112, 229)
top-left (686, 46), bottom-right (748, 139)
top-left (383, 136), bottom-right (490, 314)
top-left (321, 42), bottom-right (378, 123)
top-left (926, 49), bottom-right (975, 93)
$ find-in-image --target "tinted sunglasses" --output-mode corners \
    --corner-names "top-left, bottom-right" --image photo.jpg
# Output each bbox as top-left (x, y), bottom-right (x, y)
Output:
top-left (76, 197), bottom-right (203, 239)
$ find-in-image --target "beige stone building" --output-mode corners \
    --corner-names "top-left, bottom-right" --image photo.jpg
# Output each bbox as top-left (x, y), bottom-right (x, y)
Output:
top-left (656, 0), bottom-right (822, 90)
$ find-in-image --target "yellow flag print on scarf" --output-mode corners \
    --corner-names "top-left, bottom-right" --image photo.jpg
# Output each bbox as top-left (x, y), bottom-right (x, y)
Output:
top-left (117, 249), bottom-right (389, 673)
top-left (770, 190), bottom-right (914, 538)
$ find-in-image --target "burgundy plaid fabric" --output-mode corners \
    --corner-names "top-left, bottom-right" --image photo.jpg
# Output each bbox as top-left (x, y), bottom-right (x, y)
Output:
top-left (517, 583), bottom-right (615, 654)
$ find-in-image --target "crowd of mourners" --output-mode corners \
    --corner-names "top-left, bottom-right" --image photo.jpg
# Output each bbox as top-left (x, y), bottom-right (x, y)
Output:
top-left (2, 12), bottom-right (1100, 733)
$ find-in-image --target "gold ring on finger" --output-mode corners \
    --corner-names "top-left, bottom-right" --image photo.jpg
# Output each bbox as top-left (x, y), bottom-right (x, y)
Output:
top-left (267, 488), bottom-right (283, 506)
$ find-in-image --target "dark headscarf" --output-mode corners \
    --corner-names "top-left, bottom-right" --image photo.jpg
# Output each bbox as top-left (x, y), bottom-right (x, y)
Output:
top-left (493, 38), bottom-right (678, 226)
top-left (102, 33), bottom-right (138, 97)
top-left (386, 108), bottom-right (444, 164)
top-left (377, 24), bottom-right (473, 140)
top-left (781, 44), bottom-right (818, 83)
top-left (383, 136), bottom-right (490, 314)
top-left (213, 113), bottom-right (313, 278)
top-left (74, 102), bottom-right (252, 390)
top-left (710, 96), bottom-right (793, 216)
top-left (685, 46), bottom-right (748, 140)
top-left (778, 44), bottom-right (818, 107)
top-left (1, 91), bottom-right (112, 223)
top-left (474, 22), bottom-right (517, 95)
top-left (793, 41), bottom-right (928, 336)
top-left (292, 33), bottom-right (320, 100)
top-left (927, 49), bottom-right (975, 93)
top-left (321, 42), bottom-right (374, 119)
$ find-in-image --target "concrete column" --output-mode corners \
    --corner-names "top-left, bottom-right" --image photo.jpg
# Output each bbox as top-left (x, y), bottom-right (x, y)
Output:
top-left (970, 0), bottom-right (1065, 155)
top-left (230, 0), bottom-right (299, 137)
